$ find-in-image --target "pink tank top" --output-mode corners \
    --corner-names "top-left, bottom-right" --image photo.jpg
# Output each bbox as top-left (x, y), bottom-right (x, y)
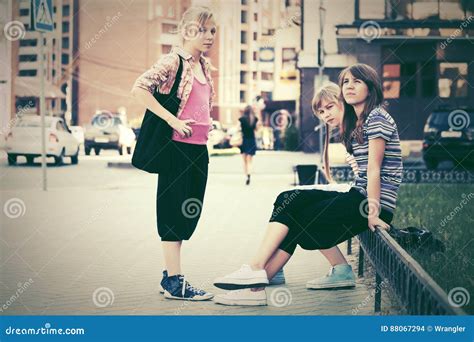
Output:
top-left (172, 77), bottom-right (211, 145)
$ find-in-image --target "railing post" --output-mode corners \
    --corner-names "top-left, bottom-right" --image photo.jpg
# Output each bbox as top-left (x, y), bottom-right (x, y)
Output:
top-left (358, 245), bottom-right (364, 277)
top-left (347, 238), bottom-right (352, 255)
top-left (375, 272), bottom-right (382, 313)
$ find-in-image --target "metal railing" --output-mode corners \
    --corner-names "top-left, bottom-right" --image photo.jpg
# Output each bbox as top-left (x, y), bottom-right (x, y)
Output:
top-left (331, 165), bottom-right (474, 184)
top-left (293, 163), bottom-right (469, 314)
top-left (352, 229), bottom-right (466, 315)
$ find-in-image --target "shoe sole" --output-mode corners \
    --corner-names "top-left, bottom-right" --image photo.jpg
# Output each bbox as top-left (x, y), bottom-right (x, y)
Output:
top-left (214, 277), bottom-right (269, 290)
top-left (163, 291), bottom-right (214, 301)
top-left (214, 298), bottom-right (267, 306)
top-left (268, 280), bottom-right (286, 286)
top-left (306, 280), bottom-right (356, 290)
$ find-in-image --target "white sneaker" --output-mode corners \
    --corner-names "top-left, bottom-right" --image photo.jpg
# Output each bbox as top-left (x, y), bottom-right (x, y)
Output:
top-left (214, 289), bottom-right (267, 306)
top-left (213, 264), bottom-right (269, 290)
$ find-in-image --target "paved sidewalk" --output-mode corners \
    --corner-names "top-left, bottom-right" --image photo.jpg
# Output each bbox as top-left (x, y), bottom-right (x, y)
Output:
top-left (1, 154), bottom-right (388, 315)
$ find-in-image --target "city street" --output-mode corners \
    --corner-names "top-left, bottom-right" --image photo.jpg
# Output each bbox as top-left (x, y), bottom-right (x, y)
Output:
top-left (0, 150), bottom-right (394, 315)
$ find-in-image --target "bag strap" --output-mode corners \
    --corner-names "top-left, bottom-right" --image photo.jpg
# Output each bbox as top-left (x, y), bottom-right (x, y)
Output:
top-left (169, 55), bottom-right (184, 95)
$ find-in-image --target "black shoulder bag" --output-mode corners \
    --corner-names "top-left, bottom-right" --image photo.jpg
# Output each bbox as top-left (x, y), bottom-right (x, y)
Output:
top-left (132, 56), bottom-right (183, 173)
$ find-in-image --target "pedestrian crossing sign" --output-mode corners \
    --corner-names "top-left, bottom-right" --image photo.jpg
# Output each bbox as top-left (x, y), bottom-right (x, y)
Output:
top-left (31, 0), bottom-right (54, 32)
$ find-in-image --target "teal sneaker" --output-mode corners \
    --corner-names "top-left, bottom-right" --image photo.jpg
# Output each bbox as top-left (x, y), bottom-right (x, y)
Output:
top-left (269, 268), bottom-right (286, 285)
top-left (306, 264), bottom-right (355, 290)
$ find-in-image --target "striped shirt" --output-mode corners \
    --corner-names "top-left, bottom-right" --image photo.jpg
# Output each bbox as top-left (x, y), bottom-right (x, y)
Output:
top-left (351, 107), bottom-right (403, 212)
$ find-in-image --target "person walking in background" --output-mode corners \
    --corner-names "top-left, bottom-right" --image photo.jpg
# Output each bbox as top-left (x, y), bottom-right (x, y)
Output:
top-left (239, 105), bottom-right (259, 185)
top-left (131, 6), bottom-right (217, 301)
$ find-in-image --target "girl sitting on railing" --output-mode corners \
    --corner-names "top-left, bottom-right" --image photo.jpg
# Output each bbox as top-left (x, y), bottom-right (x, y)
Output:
top-left (213, 64), bottom-right (403, 306)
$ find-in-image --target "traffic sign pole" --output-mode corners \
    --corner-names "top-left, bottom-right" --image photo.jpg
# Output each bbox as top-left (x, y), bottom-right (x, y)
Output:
top-left (39, 31), bottom-right (47, 191)
top-left (32, 0), bottom-right (53, 191)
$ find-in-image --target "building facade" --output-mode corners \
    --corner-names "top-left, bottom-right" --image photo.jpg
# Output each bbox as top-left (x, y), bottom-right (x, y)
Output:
top-left (13, 0), bottom-right (77, 121)
top-left (299, 0), bottom-right (474, 152)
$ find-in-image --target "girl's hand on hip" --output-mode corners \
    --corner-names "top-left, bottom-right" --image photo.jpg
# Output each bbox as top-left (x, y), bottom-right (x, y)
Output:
top-left (368, 216), bottom-right (390, 232)
top-left (170, 118), bottom-right (195, 138)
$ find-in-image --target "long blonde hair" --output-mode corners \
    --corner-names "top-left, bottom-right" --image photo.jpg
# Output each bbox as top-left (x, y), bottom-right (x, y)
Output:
top-left (311, 82), bottom-right (341, 183)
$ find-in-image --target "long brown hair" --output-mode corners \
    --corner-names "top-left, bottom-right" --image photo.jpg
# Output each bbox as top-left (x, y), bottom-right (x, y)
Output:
top-left (338, 63), bottom-right (383, 153)
top-left (242, 105), bottom-right (256, 127)
top-left (311, 82), bottom-right (341, 183)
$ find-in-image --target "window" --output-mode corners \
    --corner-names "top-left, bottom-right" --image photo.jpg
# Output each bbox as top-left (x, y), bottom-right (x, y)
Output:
top-left (382, 64), bottom-right (401, 99)
top-left (241, 0), bottom-right (248, 4)
top-left (254, 13), bottom-right (258, 21)
top-left (16, 98), bottom-right (36, 113)
top-left (240, 50), bottom-right (247, 64)
top-left (261, 72), bottom-right (273, 81)
top-left (240, 91), bottom-right (246, 103)
top-left (62, 53), bottom-right (69, 64)
top-left (162, 23), bottom-right (177, 33)
top-left (62, 37), bottom-right (69, 49)
top-left (252, 71), bottom-right (257, 80)
top-left (241, 31), bottom-right (247, 44)
top-left (20, 39), bottom-right (37, 47)
top-left (438, 63), bottom-right (468, 98)
top-left (62, 22), bottom-right (69, 32)
top-left (19, 8), bottom-right (29, 16)
top-left (162, 44), bottom-right (172, 54)
top-left (240, 71), bottom-right (247, 84)
top-left (359, 0), bottom-right (385, 19)
top-left (63, 5), bottom-right (70, 16)
top-left (19, 55), bottom-right (37, 62)
top-left (382, 63), bottom-right (417, 98)
top-left (253, 51), bottom-right (258, 61)
top-left (241, 10), bottom-right (247, 23)
top-left (19, 70), bottom-right (37, 76)
top-left (253, 32), bottom-right (257, 40)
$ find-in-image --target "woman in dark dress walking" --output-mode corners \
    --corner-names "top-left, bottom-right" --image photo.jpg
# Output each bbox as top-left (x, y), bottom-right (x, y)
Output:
top-left (238, 105), bottom-right (258, 185)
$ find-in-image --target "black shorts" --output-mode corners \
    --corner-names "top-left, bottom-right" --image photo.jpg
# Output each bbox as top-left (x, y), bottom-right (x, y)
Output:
top-left (269, 188), bottom-right (394, 255)
top-left (156, 141), bottom-right (209, 241)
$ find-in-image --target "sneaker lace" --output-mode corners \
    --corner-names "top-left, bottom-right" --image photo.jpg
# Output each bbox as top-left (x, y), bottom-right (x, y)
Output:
top-left (180, 276), bottom-right (203, 296)
top-left (326, 266), bottom-right (335, 277)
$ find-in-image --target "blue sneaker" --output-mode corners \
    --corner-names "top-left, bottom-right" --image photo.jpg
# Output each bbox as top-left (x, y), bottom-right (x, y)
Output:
top-left (159, 270), bottom-right (168, 294)
top-left (161, 274), bottom-right (214, 301)
top-left (269, 268), bottom-right (286, 285)
top-left (306, 264), bottom-right (355, 289)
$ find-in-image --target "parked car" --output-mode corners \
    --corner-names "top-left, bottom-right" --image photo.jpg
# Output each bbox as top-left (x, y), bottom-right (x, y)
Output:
top-left (223, 125), bottom-right (241, 149)
top-left (84, 111), bottom-right (136, 155)
top-left (422, 108), bottom-right (474, 169)
top-left (70, 126), bottom-right (85, 146)
top-left (208, 120), bottom-right (226, 148)
top-left (5, 115), bottom-right (80, 166)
